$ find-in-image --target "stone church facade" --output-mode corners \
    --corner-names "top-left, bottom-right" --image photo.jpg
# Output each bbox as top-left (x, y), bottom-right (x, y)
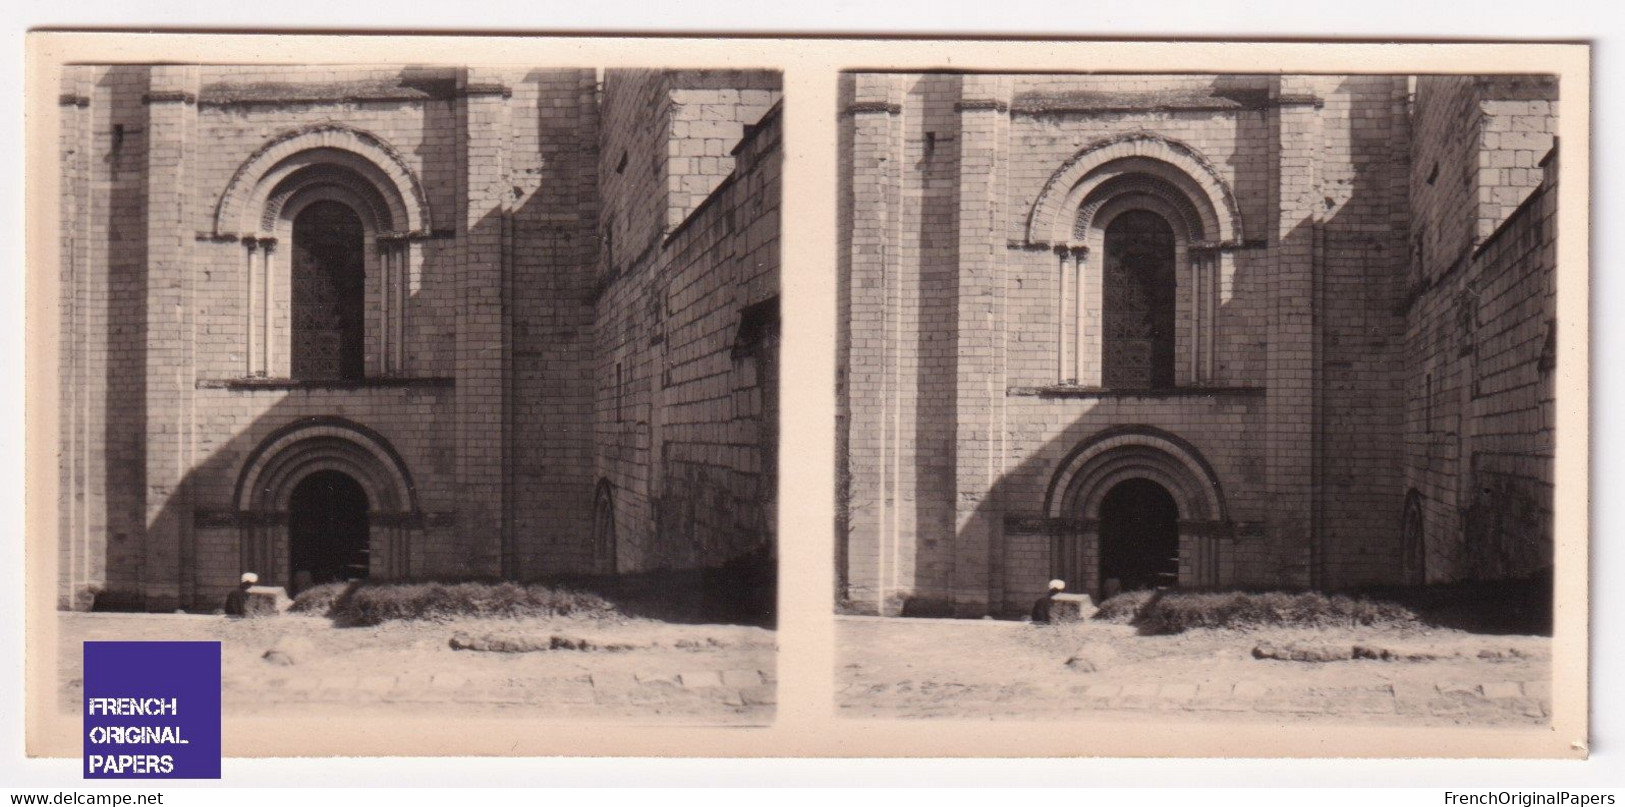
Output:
top-left (55, 65), bottom-right (781, 612)
top-left (836, 73), bottom-right (1558, 617)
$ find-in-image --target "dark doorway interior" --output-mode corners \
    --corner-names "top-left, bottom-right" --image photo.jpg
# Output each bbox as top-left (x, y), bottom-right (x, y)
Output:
top-left (591, 480), bottom-right (617, 575)
top-left (1401, 489), bottom-right (1427, 585)
top-left (1098, 477), bottom-right (1180, 593)
top-left (288, 470), bottom-right (370, 593)
top-left (291, 200), bottom-right (366, 380)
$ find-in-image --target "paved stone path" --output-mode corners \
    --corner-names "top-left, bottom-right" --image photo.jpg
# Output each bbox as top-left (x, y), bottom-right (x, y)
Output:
top-left (216, 667), bottom-right (777, 710)
top-left (839, 677), bottom-right (1548, 721)
top-left (836, 615), bottom-right (1551, 724)
top-left (56, 612), bottom-right (776, 721)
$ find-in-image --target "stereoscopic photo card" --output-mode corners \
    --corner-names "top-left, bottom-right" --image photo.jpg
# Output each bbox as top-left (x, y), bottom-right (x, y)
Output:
top-left (23, 33), bottom-right (1590, 760)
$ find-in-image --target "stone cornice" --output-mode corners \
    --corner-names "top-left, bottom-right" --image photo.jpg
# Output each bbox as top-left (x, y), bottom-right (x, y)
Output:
top-left (461, 82), bottom-right (512, 98)
top-left (142, 91), bottom-right (197, 106)
top-left (955, 99), bottom-right (1009, 113)
top-left (1274, 93), bottom-right (1325, 109)
top-left (844, 100), bottom-right (902, 116)
top-left (1011, 94), bottom-right (1324, 116)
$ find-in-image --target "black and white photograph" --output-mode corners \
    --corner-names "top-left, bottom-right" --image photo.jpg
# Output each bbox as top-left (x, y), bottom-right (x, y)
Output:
top-left (835, 71), bottom-right (1565, 727)
top-left (46, 62), bottom-right (782, 729)
top-left (13, 31), bottom-right (1597, 783)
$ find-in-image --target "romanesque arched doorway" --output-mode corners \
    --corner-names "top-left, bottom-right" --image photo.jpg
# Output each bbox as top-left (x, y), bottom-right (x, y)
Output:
top-left (235, 418), bottom-right (421, 589)
top-left (1098, 477), bottom-right (1180, 594)
top-left (1045, 426), bottom-right (1229, 599)
top-left (288, 470), bottom-right (371, 593)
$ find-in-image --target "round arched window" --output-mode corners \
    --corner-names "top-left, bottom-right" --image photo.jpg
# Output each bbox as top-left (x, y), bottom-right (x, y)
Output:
top-left (1102, 209), bottom-right (1177, 389)
top-left (290, 200), bottom-right (366, 380)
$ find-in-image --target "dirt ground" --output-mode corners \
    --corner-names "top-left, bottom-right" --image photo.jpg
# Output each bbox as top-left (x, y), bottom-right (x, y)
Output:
top-left (837, 615), bottom-right (1549, 726)
top-left (58, 611), bottom-right (776, 723)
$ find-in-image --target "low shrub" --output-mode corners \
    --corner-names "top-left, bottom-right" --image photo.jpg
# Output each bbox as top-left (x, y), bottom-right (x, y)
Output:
top-left (301, 580), bottom-right (621, 626)
top-left (1092, 589), bottom-right (1159, 623)
top-left (1095, 589), bottom-right (1419, 635)
top-left (288, 581), bottom-right (353, 616)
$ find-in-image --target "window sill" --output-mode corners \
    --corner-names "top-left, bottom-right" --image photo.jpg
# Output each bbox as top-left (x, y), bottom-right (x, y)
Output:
top-left (197, 376), bottom-right (456, 391)
top-left (1008, 384), bottom-right (1265, 399)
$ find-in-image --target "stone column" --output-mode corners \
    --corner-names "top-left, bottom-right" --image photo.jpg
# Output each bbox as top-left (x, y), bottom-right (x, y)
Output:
top-left (454, 69), bottom-right (511, 578)
top-left (950, 75), bottom-right (1011, 616)
top-left (839, 75), bottom-right (905, 613)
top-left (58, 68), bottom-right (97, 610)
top-left (1206, 251), bottom-right (1222, 381)
top-left (396, 239), bottom-right (413, 373)
top-left (376, 238), bottom-right (392, 376)
top-left (259, 238), bottom-right (277, 376)
top-left (1264, 77), bottom-right (1324, 588)
top-left (243, 238), bottom-right (258, 376)
top-left (141, 66), bottom-right (200, 610)
top-left (1056, 247), bottom-right (1071, 383)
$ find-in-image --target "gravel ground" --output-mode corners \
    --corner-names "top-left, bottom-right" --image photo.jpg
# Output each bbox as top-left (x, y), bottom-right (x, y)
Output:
top-left (57, 611), bottom-right (776, 723)
top-left (837, 616), bottom-right (1549, 725)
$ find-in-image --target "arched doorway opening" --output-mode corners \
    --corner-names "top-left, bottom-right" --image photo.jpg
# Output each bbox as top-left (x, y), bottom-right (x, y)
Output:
top-left (288, 470), bottom-right (370, 593)
top-left (1401, 489), bottom-right (1426, 585)
top-left (592, 480), bottom-right (618, 575)
top-left (1098, 477), bottom-right (1180, 594)
top-left (1046, 427), bottom-right (1228, 599)
top-left (291, 200), bottom-right (366, 380)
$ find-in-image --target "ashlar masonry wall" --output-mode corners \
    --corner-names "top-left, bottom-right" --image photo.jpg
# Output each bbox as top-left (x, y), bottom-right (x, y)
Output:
top-left (54, 64), bottom-right (683, 610)
top-left (594, 69), bottom-right (782, 574)
top-left (839, 73), bottom-right (1417, 616)
top-left (1404, 75), bottom-right (1558, 583)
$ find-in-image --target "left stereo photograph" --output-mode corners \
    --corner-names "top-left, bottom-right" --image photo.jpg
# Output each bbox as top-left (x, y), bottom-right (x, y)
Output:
top-left (48, 64), bottom-right (782, 726)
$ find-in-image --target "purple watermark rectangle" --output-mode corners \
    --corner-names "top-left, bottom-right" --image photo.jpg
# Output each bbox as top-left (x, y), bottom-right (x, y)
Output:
top-left (83, 641), bottom-right (221, 779)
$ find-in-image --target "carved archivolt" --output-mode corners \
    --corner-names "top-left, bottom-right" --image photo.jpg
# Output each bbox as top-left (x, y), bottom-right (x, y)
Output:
top-left (234, 417), bottom-right (419, 516)
top-left (214, 124), bottom-right (432, 238)
top-left (1026, 133), bottom-right (1243, 250)
top-left (1044, 426), bottom-right (1227, 523)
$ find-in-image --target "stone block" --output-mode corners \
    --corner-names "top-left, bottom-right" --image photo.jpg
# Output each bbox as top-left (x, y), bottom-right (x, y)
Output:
top-left (740, 684), bottom-right (776, 706)
top-left (1232, 681), bottom-right (1270, 699)
top-left (1048, 593), bottom-right (1097, 623)
top-left (1159, 683), bottom-right (1198, 702)
top-left (1063, 642), bottom-right (1120, 673)
top-left (721, 669), bottom-right (763, 688)
top-left (679, 670), bottom-right (725, 689)
top-left (1083, 684), bottom-right (1121, 699)
top-left (261, 635), bottom-right (317, 666)
top-left (358, 675), bottom-right (396, 694)
top-left (429, 673), bottom-right (469, 691)
top-left (1521, 679), bottom-right (1552, 701)
top-left (243, 586), bottom-right (292, 616)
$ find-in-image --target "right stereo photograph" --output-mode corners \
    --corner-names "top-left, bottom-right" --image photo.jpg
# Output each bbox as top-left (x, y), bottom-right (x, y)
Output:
top-left (834, 72), bottom-right (1560, 725)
